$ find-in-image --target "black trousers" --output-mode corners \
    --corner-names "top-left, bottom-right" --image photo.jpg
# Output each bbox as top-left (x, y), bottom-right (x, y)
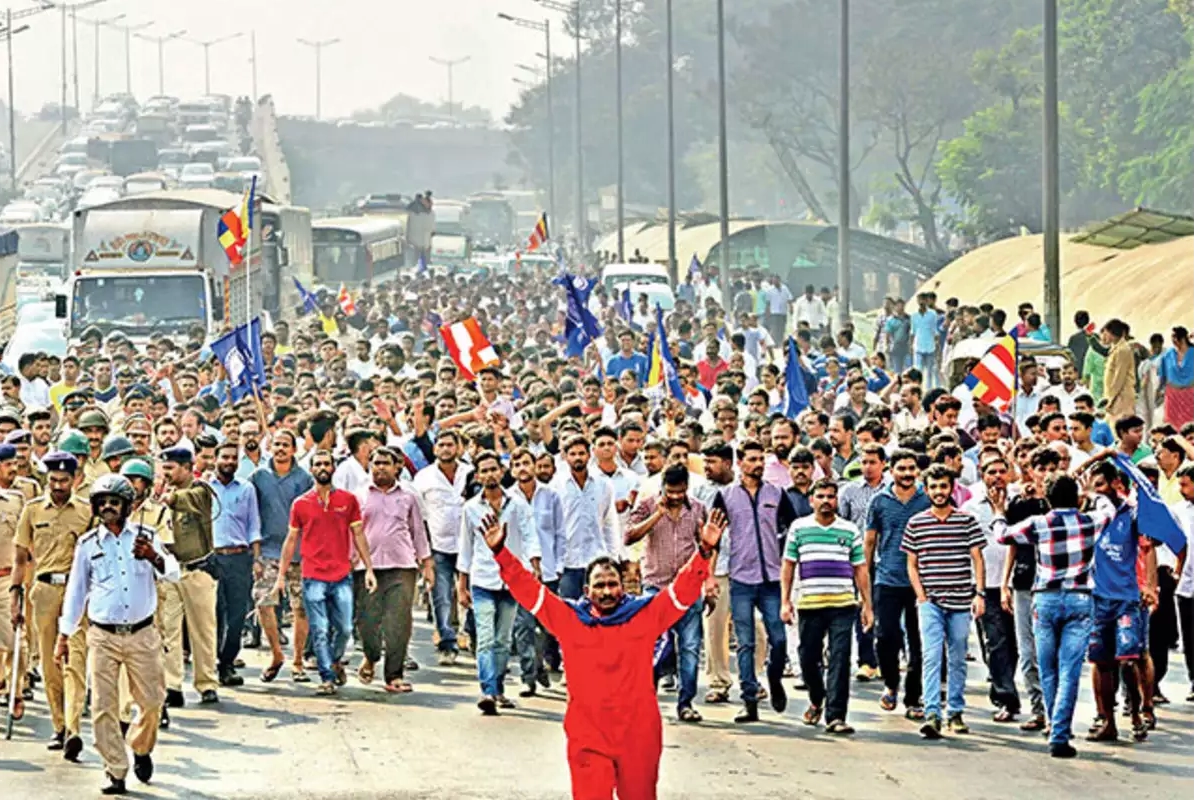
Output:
top-left (873, 584), bottom-right (922, 708)
top-left (214, 550), bottom-right (255, 673)
top-left (1178, 595), bottom-right (1194, 685)
top-left (798, 606), bottom-right (856, 723)
top-left (1149, 567), bottom-right (1178, 691)
top-left (980, 588), bottom-right (1020, 713)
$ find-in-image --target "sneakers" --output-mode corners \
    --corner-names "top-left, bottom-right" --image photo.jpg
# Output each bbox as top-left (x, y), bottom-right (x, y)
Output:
top-left (437, 650), bottom-right (457, 667)
top-left (855, 665), bottom-right (879, 682)
top-left (919, 715), bottom-right (943, 739)
top-left (946, 713), bottom-right (969, 734)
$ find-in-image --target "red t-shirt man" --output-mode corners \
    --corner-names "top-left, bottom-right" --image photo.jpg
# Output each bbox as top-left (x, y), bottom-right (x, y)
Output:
top-left (696, 357), bottom-right (729, 391)
top-left (288, 488), bottom-right (363, 582)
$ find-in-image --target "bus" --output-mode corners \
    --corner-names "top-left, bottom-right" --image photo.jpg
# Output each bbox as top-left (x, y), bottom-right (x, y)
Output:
top-left (466, 192), bottom-right (515, 249)
top-left (311, 217), bottom-right (405, 286)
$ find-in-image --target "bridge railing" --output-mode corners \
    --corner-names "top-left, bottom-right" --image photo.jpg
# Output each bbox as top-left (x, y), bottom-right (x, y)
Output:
top-left (253, 97), bottom-right (292, 205)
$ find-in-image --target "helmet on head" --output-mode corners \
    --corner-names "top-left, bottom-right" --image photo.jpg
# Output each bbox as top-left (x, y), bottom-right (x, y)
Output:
top-left (78, 409), bottom-right (110, 432)
top-left (118, 457), bottom-right (154, 483)
top-left (101, 435), bottom-right (134, 462)
top-left (89, 474), bottom-right (136, 516)
top-left (58, 430), bottom-right (91, 458)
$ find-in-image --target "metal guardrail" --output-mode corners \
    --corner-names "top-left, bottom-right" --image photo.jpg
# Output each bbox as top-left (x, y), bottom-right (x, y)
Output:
top-left (15, 121), bottom-right (71, 187)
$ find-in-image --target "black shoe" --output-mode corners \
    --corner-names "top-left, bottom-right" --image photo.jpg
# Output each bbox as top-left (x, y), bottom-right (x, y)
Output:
top-left (477, 695), bottom-right (498, 716)
top-left (119, 721), bottom-right (130, 739)
top-left (165, 689), bottom-right (185, 708)
top-left (199, 690), bottom-right (219, 704)
top-left (661, 674), bottom-right (677, 691)
top-left (1050, 741), bottom-right (1078, 758)
top-left (159, 707), bottom-right (170, 730)
top-left (519, 682), bottom-right (537, 698)
top-left (28, 668), bottom-right (40, 688)
top-left (734, 703), bottom-right (759, 724)
top-left (768, 674), bottom-right (787, 713)
top-left (47, 729), bottom-right (65, 750)
top-left (101, 774), bottom-right (127, 795)
top-left (405, 656), bottom-right (419, 672)
top-left (133, 753), bottom-right (153, 783)
top-left (63, 734), bottom-right (83, 762)
top-left (21, 686), bottom-right (32, 700)
top-left (537, 671), bottom-right (551, 689)
top-left (919, 715), bottom-right (943, 740)
top-left (219, 672), bottom-right (245, 688)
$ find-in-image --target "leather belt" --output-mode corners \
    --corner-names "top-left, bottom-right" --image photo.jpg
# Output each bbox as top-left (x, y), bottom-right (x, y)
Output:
top-left (214, 546), bottom-right (249, 555)
top-left (36, 572), bottom-right (69, 586)
top-left (90, 616), bottom-right (154, 635)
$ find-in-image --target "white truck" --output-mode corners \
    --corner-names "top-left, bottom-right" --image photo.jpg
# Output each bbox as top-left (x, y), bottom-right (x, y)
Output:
top-left (56, 205), bottom-right (230, 347)
top-left (15, 223), bottom-right (70, 307)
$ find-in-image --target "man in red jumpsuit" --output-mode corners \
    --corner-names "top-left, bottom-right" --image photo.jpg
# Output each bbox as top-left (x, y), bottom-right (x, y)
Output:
top-left (480, 509), bottom-right (726, 800)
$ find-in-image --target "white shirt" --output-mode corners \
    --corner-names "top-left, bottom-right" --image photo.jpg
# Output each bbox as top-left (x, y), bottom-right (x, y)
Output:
top-left (347, 359), bottom-right (375, 379)
top-left (333, 456), bottom-right (372, 495)
top-left (1172, 499), bottom-right (1194, 598)
top-left (551, 470), bottom-right (623, 568)
top-left (793, 295), bottom-right (826, 328)
top-left (837, 342), bottom-right (868, 361)
top-left (19, 376), bottom-right (50, 409)
top-left (412, 461), bottom-right (471, 554)
top-left (1045, 382), bottom-right (1087, 411)
top-left (764, 285), bottom-right (792, 315)
top-left (963, 495), bottom-right (1007, 589)
top-left (59, 522), bottom-right (180, 636)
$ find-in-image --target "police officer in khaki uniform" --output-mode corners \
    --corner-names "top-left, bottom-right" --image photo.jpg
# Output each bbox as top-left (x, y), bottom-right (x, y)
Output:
top-left (0, 444), bottom-right (28, 721)
top-left (158, 446), bottom-right (221, 705)
top-left (10, 451), bottom-right (93, 760)
top-left (59, 430), bottom-right (96, 500)
top-left (7, 428), bottom-right (46, 498)
top-left (78, 409), bottom-right (113, 486)
top-left (56, 473), bottom-right (179, 796)
top-left (123, 414), bottom-right (154, 459)
top-left (116, 457), bottom-right (175, 730)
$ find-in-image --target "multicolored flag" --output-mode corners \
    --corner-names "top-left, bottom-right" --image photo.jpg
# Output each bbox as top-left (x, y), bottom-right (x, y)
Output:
top-left (440, 317), bottom-right (500, 380)
top-left (526, 212), bottom-right (549, 251)
top-left (217, 209), bottom-right (245, 265)
top-left (337, 283), bottom-right (357, 316)
top-left (646, 305), bottom-right (685, 401)
top-left (962, 336), bottom-right (1018, 411)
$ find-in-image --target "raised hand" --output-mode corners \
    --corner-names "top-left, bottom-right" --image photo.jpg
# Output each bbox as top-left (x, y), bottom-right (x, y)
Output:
top-left (700, 508), bottom-right (728, 552)
top-left (479, 514), bottom-right (508, 554)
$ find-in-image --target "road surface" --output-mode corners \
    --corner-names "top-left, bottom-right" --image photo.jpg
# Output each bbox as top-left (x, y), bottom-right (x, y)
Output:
top-left (1, 619), bottom-right (1193, 799)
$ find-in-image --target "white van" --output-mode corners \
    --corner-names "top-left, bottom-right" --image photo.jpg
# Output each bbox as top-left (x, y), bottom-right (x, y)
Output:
top-left (600, 262), bottom-right (671, 294)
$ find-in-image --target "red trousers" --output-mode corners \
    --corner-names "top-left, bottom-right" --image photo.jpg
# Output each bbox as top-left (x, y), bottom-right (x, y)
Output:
top-left (568, 735), bottom-right (661, 800)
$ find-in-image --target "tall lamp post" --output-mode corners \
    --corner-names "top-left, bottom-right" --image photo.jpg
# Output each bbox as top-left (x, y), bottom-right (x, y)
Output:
top-left (615, 0), bottom-right (624, 262)
top-left (187, 32), bottom-right (244, 95)
top-left (82, 12), bottom-right (123, 107)
top-left (42, 0), bottom-right (107, 126)
top-left (297, 37), bottom-right (339, 119)
top-left (106, 19), bottom-right (151, 96)
top-left (134, 28), bottom-right (186, 96)
top-left (428, 55), bottom-right (470, 121)
top-left (1042, 0), bottom-right (1060, 341)
top-left (665, 0), bottom-right (677, 285)
top-left (836, 0), bottom-right (851, 322)
top-left (499, 12), bottom-right (556, 236)
top-left (536, 0), bottom-right (586, 251)
top-left (716, 0), bottom-right (730, 304)
top-left (2, 15), bottom-right (31, 189)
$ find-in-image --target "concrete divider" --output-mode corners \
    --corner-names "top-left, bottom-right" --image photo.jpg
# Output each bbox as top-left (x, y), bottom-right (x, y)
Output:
top-left (253, 98), bottom-right (292, 205)
top-left (16, 121), bottom-right (71, 187)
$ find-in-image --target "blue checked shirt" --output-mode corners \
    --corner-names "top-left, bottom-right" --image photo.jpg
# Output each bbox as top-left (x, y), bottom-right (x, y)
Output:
top-left (999, 502), bottom-right (1116, 593)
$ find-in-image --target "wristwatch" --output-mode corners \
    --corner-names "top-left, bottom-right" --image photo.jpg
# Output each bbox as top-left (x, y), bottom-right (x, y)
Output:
top-left (974, 588), bottom-right (985, 598)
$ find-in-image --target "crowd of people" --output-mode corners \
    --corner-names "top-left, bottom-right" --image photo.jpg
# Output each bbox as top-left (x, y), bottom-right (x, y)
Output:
top-left (0, 261), bottom-right (1193, 796)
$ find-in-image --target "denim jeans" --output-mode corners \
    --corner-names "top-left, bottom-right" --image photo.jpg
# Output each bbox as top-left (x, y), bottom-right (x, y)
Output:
top-left (730, 579), bottom-right (787, 706)
top-left (1013, 588), bottom-right (1045, 716)
top-left (1033, 590), bottom-right (1093, 745)
top-left (918, 602), bottom-right (971, 719)
top-left (431, 551), bottom-right (459, 653)
top-left (558, 568), bottom-right (586, 601)
top-left (301, 575), bottom-right (354, 685)
top-left (915, 351), bottom-right (939, 387)
top-left (980, 588), bottom-right (1021, 713)
top-left (513, 606), bottom-right (540, 685)
top-left (471, 586), bottom-right (518, 697)
top-left (798, 605), bottom-right (856, 723)
top-left (874, 584), bottom-right (923, 708)
top-left (648, 587), bottom-right (704, 712)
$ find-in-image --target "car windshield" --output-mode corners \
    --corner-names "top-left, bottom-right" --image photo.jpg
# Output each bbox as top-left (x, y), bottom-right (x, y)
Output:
top-left (71, 274), bottom-right (207, 336)
top-left (181, 163), bottom-right (213, 176)
top-left (227, 158), bottom-right (261, 171)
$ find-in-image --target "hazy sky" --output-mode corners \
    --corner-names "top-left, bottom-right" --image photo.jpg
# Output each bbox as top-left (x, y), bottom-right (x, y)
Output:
top-left (4, 0), bottom-right (571, 119)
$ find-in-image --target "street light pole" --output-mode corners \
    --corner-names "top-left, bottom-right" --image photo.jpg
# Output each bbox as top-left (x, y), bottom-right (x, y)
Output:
top-left (716, 0), bottom-right (729, 303)
top-left (666, 0), bottom-right (677, 286)
top-left (298, 38), bottom-right (339, 118)
top-left (250, 30), bottom-right (258, 100)
top-left (70, 7), bottom-right (78, 111)
top-left (537, 0), bottom-right (587, 251)
top-left (187, 32), bottom-right (243, 96)
top-left (87, 14), bottom-right (126, 107)
top-left (615, 0), bottom-right (625, 262)
top-left (135, 29), bottom-right (185, 96)
top-left (837, 0), bottom-right (851, 322)
top-left (1042, 0), bottom-right (1060, 342)
top-left (428, 55), bottom-right (470, 121)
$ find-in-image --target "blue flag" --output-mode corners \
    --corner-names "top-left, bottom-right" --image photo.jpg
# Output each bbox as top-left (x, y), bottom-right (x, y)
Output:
top-left (417, 253), bottom-right (428, 275)
top-left (553, 273), bottom-right (604, 358)
top-left (1113, 453), bottom-right (1188, 555)
top-left (653, 305), bottom-right (686, 402)
top-left (617, 286), bottom-right (633, 324)
top-left (292, 277), bottom-right (320, 316)
top-left (783, 337), bottom-right (810, 418)
top-left (211, 317), bottom-right (268, 402)
top-left (689, 253), bottom-right (702, 277)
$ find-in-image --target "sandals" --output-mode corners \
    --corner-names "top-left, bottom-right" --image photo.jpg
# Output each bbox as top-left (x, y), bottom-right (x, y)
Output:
top-left (315, 682), bottom-right (337, 696)
top-left (292, 667), bottom-right (311, 683)
top-left (992, 708), bottom-right (1017, 723)
top-left (678, 706), bottom-right (702, 723)
top-left (1086, 727), bottom-right (1118, 742)
top-left (802, 704), bottom-right (824, 726)
top-left (260, 661), bottom-right (285, 683)
top-left (1019, 715), bottom-right (1045, 731)
top-left (825, 720), bottom-right (854, 735)
top-left (333, 662), bottom-right (347, 687)
top-left (879, 690), bottom-right (897, 712)
top-left (358, 661), bottom-right (376, 685)
top-left (384, 680), bottom-right (413, 694)
top-left (704, 689), bottom-right (728, 704)
top-left (904, 706), bottom-right (925, 722)
top-left (9, 696), bottom-right (24, 721)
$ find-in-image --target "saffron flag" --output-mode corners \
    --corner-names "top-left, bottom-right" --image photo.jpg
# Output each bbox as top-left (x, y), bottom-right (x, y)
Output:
top-left (217, 209), bottom-right (245, 265)
top-left (962, 336), bottom-right (1018, 410)
top-left (440, 317), bottom-right (500, 380)
top-left (527, 212), bottom-right (549, 251)
top-left (337, 283), bottom-right (357, 316)
top-left (646, 305), bottom-right (685, 402)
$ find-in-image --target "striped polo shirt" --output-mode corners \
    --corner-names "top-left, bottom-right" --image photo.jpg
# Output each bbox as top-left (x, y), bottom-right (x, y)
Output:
top-left (782, 515), bottom-right (864, 610)
top-left (901, 509), bottom-right (987, 611)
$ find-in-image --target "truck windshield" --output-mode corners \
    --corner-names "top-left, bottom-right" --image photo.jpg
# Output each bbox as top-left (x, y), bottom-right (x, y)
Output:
top-left (71, 274), bottom-right (207, 337)
top-left (313, 243), bottom-right (365, 284)
top-left (18, 262), bottom-right (65, 281)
